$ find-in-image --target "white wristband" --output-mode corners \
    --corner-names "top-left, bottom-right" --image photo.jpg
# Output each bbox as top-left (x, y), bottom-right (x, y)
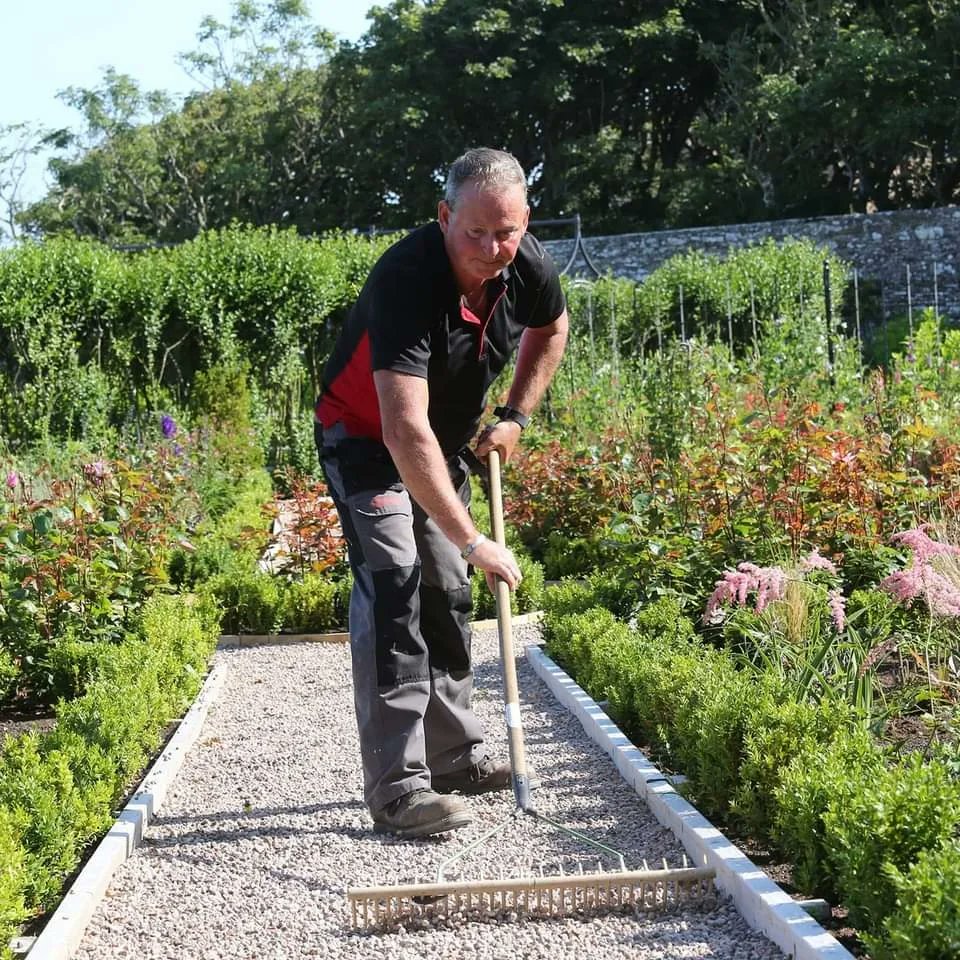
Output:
top-left (460, 534), bottom-right (487, 560)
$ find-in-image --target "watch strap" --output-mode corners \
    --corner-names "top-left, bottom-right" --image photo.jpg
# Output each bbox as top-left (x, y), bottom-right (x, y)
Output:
top-left (493, 404), bottom-right (529, 430)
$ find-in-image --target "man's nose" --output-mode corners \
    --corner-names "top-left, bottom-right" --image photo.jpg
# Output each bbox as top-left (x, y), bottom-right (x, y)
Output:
top-left (481, 234), bottom-right (499, 258)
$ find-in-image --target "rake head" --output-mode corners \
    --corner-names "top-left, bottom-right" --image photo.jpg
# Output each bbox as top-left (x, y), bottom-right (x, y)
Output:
top-left (347, 860), bottom-right (716, 931)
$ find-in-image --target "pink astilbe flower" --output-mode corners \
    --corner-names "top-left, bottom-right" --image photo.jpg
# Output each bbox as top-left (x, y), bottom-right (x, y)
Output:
top-left (828, 589), bottom-right (846, 632)
top-left (801, 548), bottom-right (837, 575)
top-left (5, 471), bottom-right (17, 489)
top-left (880, 568), bottom-right (924, 605)
top-left (882, 525), bottom-right (960, 617)
top-left (703, 562), bottom-right (789, 624)
top-left (890, 525), bottom-right (960, 562)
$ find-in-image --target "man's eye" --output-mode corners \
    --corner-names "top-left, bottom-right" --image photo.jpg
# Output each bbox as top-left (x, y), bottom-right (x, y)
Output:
top-left (468, 229), bottom-right (484, 239)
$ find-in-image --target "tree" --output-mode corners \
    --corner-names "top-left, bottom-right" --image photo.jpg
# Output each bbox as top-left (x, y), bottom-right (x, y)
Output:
top-left (686, 1), bottom-right (960, 220)
top-left (0, 123), bottom-right (67, 243)
top-left (20, 1), bottom-right (344, 242)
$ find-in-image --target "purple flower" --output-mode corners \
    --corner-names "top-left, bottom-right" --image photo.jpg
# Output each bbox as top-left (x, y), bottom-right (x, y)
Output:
top-left (5, 471), bottom-right (17, 489)
top-left (161, 415), bottom-right (177, 439)
top-left (174, 443), bottom-right (184, 457)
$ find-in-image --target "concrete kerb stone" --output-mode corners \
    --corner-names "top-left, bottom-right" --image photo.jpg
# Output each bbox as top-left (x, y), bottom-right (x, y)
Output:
top-left (16, 662), bottom-right (228, 960)
top-left (525, 644), bottom-right (855, 960)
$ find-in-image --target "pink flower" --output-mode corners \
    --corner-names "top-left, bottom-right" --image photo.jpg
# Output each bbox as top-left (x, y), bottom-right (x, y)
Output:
top-left (880, 525), bottom-right (960, 618)
top-left (84, 460), bottom-right (111, 482)
top-left (703, 561), bottom-right (788, 623)
top-left (923, 568), bottom-right (960, 617)
top-left (5, 471), bottom-right (17, 489)
top-left (890, 525), bottom-right (960, 562)
top-left (828, 589), bottom-right (846, 632)
top-left (881, 567), bottom-right (923, 605)
top-left (801, 548), bottom-right (837, 575)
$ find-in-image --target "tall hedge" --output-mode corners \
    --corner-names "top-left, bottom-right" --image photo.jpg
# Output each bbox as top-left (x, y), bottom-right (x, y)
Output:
top-left (0, 227), bottom-right (392, 454)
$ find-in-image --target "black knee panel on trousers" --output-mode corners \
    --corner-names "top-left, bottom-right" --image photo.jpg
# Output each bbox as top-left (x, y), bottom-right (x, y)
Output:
top-left (373, 566), bottom-right (429, 686)
top-left (420, 582), bottom-right (472, 677)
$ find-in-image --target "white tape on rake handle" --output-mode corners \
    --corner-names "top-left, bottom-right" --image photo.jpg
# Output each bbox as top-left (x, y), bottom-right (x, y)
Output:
top-left (504, 702), bottom-right (522, 728)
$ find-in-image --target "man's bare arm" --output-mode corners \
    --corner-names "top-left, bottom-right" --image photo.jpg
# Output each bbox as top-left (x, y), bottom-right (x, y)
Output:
top-left (475, 309), bottom-right (569, 462)
top-left (374, 369), bottom-right (522, 588)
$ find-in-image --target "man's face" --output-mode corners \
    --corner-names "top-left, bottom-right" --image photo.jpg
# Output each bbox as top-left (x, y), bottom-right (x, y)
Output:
top-left (438, 181), bottom-right (529, 290)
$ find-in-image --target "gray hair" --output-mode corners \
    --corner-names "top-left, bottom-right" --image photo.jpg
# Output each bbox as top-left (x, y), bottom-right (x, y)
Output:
top-left (444, 148), bottom-right (527, 209)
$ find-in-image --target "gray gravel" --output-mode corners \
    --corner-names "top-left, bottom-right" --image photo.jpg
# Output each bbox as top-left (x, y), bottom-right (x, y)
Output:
top-left (73, 623), bottom-right (785, 959)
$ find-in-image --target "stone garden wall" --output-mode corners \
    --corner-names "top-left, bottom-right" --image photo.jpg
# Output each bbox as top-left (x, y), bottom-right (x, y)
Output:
top-left (542, 207), bottom-right (960, 321)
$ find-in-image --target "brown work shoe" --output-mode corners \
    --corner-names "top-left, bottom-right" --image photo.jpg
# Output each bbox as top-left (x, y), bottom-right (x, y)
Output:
top-left (432, 757), bottom-right (538, 795)
top-left (372, 789), bottom-right (473, 838)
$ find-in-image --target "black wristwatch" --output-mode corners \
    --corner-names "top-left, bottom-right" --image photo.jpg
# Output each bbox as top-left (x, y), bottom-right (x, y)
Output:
top-left (493, 404), bottom-right (529, 430)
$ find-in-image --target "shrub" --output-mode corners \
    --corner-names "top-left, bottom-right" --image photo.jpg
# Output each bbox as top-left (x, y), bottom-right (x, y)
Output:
top-left (872, 842), bottom-right (960, 960)
top-left (0, 593), bottom-right (217, 944)
top-left (0, 650), bottom-right (18, 706)
top-left (281, 574), bottom-right (343, 633)
top-left (45, 635), bottom-right (115, 702)
top-left (824, 754), bottom-right (960, 934)
top-left (202, 566), bottom-right (283, 635)
top-left (472, 552), bottom-right (545, 619)
top-left (733, 694), bottom-right (857, 837)
top-left (773, 727), bottom-right (885, 897)
top-left (0, 807), bottom-right (27, 960)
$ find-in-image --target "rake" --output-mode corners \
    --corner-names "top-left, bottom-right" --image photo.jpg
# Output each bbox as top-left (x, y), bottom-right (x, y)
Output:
top-left (347, 449), bottom-right (716, 930)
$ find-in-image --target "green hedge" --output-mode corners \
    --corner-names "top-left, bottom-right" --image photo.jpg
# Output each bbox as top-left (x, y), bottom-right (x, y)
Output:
top-left (0, 228), bottom-right (393, 462)
top-left (0, 593), bottom-right (219, 955)
top-left (542, 583), bottom-right (960, 955)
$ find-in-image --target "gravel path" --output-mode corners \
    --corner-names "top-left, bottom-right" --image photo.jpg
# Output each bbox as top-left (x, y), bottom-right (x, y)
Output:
top-left (73, 623), bottom-right (785, 960)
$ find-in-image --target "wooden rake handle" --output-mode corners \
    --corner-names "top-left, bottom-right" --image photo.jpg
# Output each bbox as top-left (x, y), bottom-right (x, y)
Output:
top-left (487, 449), bottom-right (532, 812)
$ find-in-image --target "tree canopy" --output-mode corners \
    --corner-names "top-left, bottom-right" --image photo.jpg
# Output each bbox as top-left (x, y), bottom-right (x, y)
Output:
top-left (7, 0), bottom-right (960, 243)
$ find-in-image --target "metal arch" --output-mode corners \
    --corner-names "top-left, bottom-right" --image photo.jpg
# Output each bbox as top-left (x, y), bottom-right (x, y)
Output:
top-left (529, 213), bottom-right (602, 278)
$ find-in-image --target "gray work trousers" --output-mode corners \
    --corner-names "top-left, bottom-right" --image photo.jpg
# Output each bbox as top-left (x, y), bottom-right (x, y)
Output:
top-left (316, 424), bottom-right (486, 814)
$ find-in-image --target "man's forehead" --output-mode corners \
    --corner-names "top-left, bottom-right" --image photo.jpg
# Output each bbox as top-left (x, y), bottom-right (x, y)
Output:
top-left (453, 183), bottom-right (527, 219)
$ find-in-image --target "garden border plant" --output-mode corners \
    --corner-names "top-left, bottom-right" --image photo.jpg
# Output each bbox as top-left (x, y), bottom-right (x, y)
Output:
top-left (541, 577), bottom-right (960, 959)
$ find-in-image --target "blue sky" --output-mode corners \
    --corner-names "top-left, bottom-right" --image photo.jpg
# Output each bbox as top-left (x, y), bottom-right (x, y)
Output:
top-left (1, 1), bottom-right (372, 204)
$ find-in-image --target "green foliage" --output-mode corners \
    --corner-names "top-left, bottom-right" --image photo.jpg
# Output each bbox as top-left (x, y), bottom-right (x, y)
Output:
top-left (167, 468), bottom-right (273, 588)
top-left (0, 650), bottom-right (17, 705)
top-left (0, 228), bottom-right (391, 473)
top-left (472, 552), bottom-right (545, 619)
top-left (734, 694), bottom-right (856, 836)
top-left (0, 448), bottom-right (198, 704)
top-left (825, 755), bottom-right (960, 934)
top-left (872, 842), bottom-right (960, 960)
top-left (280, 573), bottom-right (342, 634)
top-left (0, 807), bottom-right (27, 958)
top-left (44, 635), bottom-right (114, 703)
top-left (201, 565), bottom-right (283, 636)
top-left (773, 728), bottom-right (885, 897)
top-left (188, 360), bottom-right (265, 515)
top-left (0, 592), bottom-right (217, 939)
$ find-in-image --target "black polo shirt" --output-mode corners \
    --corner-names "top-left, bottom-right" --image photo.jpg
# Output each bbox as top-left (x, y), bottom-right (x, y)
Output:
top-left (315, 222), bottom-right (565, 456)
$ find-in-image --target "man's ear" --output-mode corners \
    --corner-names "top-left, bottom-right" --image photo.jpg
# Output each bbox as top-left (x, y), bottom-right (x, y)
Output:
top-left (438, 200), bottom-right (451, 234)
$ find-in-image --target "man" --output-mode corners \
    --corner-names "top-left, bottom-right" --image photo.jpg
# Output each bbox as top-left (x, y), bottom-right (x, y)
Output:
top-left (314, 147), bottom-right (568, 839)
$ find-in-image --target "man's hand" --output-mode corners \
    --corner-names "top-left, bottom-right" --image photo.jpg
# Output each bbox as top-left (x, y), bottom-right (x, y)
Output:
top-left (467, 535), bottom-right (523, 592)
top-left (475, 419), bottom-right (523, 464)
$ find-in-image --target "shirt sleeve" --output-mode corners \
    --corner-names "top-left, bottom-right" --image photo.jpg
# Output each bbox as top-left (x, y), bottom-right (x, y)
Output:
top-left (521, 239), bottom-right (566, 329)
top-left (366, 266), bottom-right (433, 378)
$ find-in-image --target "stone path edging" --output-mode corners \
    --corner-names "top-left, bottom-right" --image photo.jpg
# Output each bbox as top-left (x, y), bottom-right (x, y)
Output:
top-left (526, 644), bottom-right (855, 960)
top-left (17, 663), bottom-right (228, 960)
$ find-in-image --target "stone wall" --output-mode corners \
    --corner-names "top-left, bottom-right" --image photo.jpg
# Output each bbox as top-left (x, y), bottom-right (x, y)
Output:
top-left (541, 207), bottom-right (960, 322)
